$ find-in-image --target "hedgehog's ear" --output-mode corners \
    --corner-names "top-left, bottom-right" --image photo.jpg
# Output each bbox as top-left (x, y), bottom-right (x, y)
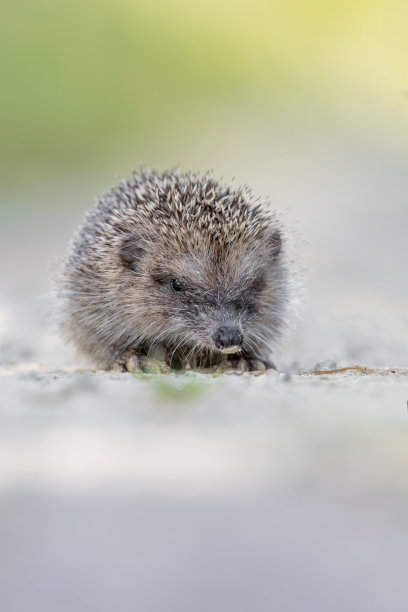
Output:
top-left (119, 233), bottom-right (147, 272)
top-left (267, 229), bottom-right (282, 259)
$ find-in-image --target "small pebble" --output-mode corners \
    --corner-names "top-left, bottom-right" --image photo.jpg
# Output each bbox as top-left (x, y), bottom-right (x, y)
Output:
top-left (313, 359), bottom-right (337, 372)
top-left (278, 372), bottom-right (292, 382)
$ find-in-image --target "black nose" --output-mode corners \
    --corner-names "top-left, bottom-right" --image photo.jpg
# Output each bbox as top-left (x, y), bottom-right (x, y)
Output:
top-left (214, 326), bottom-right (243, 350)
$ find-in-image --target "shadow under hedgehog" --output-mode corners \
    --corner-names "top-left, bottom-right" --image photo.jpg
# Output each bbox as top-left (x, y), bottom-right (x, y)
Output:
top-left (56, 169), bottom-right (301, 372)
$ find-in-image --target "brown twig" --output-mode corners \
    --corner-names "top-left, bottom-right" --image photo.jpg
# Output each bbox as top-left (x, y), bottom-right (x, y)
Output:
top-left (300, 365), bottom-right (408, 376)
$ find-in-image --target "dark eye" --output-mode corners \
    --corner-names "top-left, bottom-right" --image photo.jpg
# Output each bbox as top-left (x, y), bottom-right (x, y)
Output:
top-left (171, 278), bottom-right (186, 293)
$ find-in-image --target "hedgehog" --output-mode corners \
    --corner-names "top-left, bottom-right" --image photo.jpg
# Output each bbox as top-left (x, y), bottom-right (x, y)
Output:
top-left (56, 169), bottom-right (300, 373)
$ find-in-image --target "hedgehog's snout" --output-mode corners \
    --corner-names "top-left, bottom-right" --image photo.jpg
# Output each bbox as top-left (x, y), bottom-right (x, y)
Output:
top-left (213, 325), bottom-right (243, 354)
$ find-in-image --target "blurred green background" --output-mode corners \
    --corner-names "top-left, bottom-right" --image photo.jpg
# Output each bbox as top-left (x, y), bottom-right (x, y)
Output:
top-left (2, 0), bottom-right (408, 194)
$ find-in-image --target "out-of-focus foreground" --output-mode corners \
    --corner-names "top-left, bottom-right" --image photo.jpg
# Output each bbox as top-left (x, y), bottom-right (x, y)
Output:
top-left (1, 1), bottom-right (408, 611)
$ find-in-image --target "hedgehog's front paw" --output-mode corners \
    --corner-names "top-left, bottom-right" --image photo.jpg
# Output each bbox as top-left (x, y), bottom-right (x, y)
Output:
top-left (113, 351), bottom-right (170, 374)
top-left (226, 354), bottom-right (275, 373)
top-left (113, 350), bottom-right (147, 373)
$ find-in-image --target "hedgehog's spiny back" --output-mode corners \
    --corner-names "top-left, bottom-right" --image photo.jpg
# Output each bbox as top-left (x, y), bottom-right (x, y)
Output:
top-left (95, 169), bottom-right (277, 248)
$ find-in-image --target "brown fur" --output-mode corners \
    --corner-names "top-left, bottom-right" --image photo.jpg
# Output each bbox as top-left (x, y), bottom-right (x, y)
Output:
top-left (56, 169), bottom-right (300, 371)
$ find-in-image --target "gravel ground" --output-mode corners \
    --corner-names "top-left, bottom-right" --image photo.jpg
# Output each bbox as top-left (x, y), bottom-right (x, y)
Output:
top-left (1, 139), bottom-right (408, 611)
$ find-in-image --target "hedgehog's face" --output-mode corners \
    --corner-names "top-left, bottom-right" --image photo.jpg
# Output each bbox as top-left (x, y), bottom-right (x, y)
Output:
top-left (119, 231), bottom-right (282, 357)
top-left (147, 267), bottom-right (266, 355)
